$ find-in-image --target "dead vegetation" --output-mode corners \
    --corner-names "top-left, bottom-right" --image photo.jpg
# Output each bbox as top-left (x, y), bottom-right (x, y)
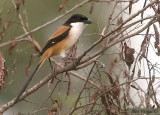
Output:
top-left (0, 0), bottom-right (160, 115)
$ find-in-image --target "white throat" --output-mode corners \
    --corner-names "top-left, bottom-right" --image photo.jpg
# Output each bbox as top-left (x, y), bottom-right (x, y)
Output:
top-left (68, 22), bottom-right (86, 48)
top-left (71, 22), bottom-right (86, 28)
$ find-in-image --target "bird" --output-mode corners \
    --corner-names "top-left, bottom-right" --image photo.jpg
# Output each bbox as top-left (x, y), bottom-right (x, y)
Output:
top-left (14, 14), bottom-right (92, 104)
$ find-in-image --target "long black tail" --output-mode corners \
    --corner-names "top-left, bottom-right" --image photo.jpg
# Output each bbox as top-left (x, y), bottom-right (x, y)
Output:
top-left (13, 63), bottom-right (41, 104)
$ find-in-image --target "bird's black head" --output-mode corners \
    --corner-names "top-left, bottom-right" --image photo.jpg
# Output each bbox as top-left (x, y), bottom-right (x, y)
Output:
top-left (64, 14), bottom-right (92, 26)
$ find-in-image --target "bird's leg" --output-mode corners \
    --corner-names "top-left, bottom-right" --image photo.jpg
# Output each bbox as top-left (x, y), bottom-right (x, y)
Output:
top-left (49, 58), bottom-right (55, 72)
top-left (48, 58), bottom-right (64, 83)
top-left (48, 58), bottom-right (58, 83)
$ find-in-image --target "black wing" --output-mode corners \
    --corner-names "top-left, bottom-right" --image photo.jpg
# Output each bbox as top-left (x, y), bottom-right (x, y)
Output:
top-left (39, 28), bottom-right (71, 56)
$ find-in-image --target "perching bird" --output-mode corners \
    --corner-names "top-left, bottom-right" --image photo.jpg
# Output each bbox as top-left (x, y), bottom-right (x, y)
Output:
top-left (14, 14), bottom-right (92, 104)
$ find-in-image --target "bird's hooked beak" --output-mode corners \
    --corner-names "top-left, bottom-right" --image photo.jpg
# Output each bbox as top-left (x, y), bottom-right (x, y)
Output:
top-left (84, 19), bottom-right (92, 24)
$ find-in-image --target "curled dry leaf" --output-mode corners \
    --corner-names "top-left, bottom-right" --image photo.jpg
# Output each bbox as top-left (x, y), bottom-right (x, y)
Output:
top-left (101, 84), bottom-right (120, 100)
top-left (140, 34), bottom-right (150, 50)
top-left (158, 3), bottom-right (160, 14)
top-left (139, 28), bottom-right (151, 61)
top-left (157, 3), bottom-right (160, 24)
top-left (106, 84), bottom-right (120, 99)
top-left (153, 24), bottom-right (160, 56)
top-left (116, 17), bottom-right (123, 32)
top-left (117, 17), bottom-right (123, 26)
top-left (124, 42), bottom-right (135, 69)
top-left (100, 84), bottom-right (120, 114)
top-left (112, 86), bottom-right (120, 98)
top-left (151, 75), bottom-right (155, 83)
top-left (156, 47), bottom-right (160, 56)
top-left (90, 84), bottom-right (120, 102)
top-left (153, 24), bottom-right (159, 47)
top-left (0, 51), bottom-right (7, 92)
top-left (90, 91), bottom-right (99, 101)
top-left (58, 0), bottom-right (69, 11)
top-left (151, 3), bottom-right (157, 13)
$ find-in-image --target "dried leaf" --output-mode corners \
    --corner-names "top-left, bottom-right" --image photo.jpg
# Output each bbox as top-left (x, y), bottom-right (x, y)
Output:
top-left (51, 99), bottom-right (59, 112)
top-left (117, 17), bottom-right (123, 26)
top-left (151, 75), bottom-right (155, 83)
top-left (8, 38), bottom-right (17, 55)
top-left (101, 85), bottom-right (117, 114)
top-left (151, 3), bottom-right (157, 13)
top-left (108, 58), bottom-right (117, 74)
top-left (90, 91), bottom-right (99, 101)
top-left (139, 32), bottom-right (151, 61)
top-left (105, 69), bottom-right (114, 84)
top-left (0, 22), bottom-right (9, 41)
top-left (101, 94), bottom-right (114, 114)
top-left (156, 47), bottom-right (160, 56)
top-left (158, 3), bottom-right (160, 14)
top-left (16, 0), bottom-right (24, 12)
top-left (112, 86), bottom-right (120, 99)
top-left (0, 51), bottom-right (7, 92)
top-left (139, 46), bottom-right (146, 61)
top-left (47, 110), bottom-right (53, 115)
top-left (153, 24), bottom-right (159, 46)
top-left (89, 2), bottom-right (95, 14)
top-left (157, 3), bottom-right (160, 24)
top-left (153, 24), bottom-right (160, 56)
top-left (154, 41), bottom-right (159, 49)
top-left (140, 28), bottom-right (150, 50)
top-left (105, 84), bottom-right (120, 98)
top-left (124, 42), bottom-right (135, 69)
top-left (116, 17), bottom-right (123, 32)
top-left (58, 0), bottom-right (69, 11)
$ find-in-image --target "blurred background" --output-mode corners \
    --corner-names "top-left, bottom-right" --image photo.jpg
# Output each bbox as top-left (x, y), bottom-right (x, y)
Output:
top-left (2, 0), bottom-right (159, 114)
top-left (0, 0), bottom-right (113, 114)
